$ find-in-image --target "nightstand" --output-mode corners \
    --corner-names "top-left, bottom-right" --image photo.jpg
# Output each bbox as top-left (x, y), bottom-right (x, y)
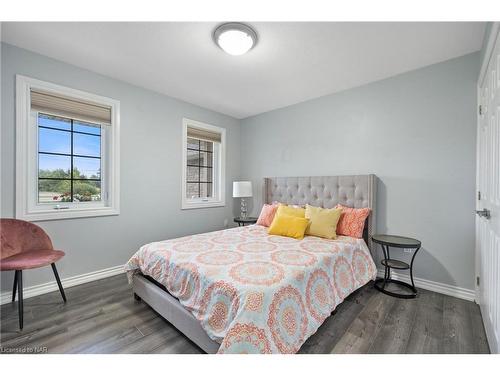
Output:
top-left (234, 217), bottom-right (258, 227)
top-left (372, 234), bottom-right (421, 299)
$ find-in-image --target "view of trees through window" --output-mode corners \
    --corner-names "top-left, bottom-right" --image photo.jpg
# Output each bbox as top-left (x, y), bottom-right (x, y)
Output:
top-left (186, 137), bottom-right (214, 199)
top-left (37, 113), bottom-right (102, 203)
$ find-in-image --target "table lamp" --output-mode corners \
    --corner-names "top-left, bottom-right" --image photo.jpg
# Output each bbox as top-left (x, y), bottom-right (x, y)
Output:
top-left (233, 181), bottom-right (253, 218)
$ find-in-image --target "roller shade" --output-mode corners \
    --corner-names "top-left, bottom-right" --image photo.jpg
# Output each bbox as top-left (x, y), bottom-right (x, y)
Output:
top-left (187, 126), bottom-right (221, 143)
top-left (31, 89), bottom-right (112, 125)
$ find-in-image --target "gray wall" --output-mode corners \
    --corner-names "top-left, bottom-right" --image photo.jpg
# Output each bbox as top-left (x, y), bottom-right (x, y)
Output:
top-left (240, 53), bottom-right (479, 290)
top-left (0, 42), bottom-right (480, 293)
top-left (1, 43), bottom-right (241, 292)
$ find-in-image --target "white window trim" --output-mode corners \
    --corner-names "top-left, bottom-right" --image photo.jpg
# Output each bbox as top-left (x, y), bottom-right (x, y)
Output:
top-left (181, 118), bottom-right (226, 210)
top-left (15, 75), bottom-right (120, 221)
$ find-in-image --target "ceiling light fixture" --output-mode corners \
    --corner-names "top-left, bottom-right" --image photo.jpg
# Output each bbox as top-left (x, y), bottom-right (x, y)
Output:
top-left (213, 23), bottom-right (257, 56)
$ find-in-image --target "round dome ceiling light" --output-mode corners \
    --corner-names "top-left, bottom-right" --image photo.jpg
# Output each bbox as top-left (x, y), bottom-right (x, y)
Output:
top-left (213, 23), bottom-right (258, 56)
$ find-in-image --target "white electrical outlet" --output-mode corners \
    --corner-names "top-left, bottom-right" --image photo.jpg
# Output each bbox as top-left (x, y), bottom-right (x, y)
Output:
top-left (223, 218), bottom-right (228, 227)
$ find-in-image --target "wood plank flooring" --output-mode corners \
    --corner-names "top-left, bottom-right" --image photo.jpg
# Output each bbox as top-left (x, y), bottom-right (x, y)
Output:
top-left (0, 274), bottom-right (490, 354)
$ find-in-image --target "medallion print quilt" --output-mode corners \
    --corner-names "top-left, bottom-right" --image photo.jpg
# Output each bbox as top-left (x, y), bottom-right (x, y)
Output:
top-left (124, 224), bottom-right (377, 354)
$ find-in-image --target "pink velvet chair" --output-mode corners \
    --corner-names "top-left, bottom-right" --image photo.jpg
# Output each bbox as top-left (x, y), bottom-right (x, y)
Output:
top-left (0, 219), bottom-right (66, 329)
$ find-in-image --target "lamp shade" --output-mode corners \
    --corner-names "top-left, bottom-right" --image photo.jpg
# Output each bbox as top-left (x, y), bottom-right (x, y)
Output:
top-left (233, 181), bottom-right (253, 198)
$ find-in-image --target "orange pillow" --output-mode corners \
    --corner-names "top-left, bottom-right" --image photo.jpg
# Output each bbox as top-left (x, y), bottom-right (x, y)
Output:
top-left (335, 204), bottom-right (371, 238)
top-left (256, 204), bottom-right (278, 227)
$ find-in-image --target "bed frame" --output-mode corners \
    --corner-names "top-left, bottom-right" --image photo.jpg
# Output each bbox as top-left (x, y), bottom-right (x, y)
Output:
top-left (132, 174), bottom-right (377, 353)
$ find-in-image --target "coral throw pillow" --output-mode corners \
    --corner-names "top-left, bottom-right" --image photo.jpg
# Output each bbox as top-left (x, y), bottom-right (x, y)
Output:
top-left (335, 204), bottom-right (371, 238)
top-left (256, 204), bottom-right (278, 227)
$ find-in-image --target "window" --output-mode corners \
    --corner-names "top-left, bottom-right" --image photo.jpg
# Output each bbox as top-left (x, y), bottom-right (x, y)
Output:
top-left (16, 75), bottom-right (120, 221)
top-left (186, 137), bottom-right (214, 199)
top-left (38, 114), bottom-right (102, 203)
top-left (182, 118), bottom-right (225, 209)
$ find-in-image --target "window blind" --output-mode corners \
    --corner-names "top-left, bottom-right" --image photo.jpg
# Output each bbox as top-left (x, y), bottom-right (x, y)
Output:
top-left (31, 89), bottom-right (112, 125)
top-left (187, 126), bottom-right (221, 143)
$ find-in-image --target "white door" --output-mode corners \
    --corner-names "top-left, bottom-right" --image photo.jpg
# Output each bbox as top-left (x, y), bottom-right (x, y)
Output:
top-left (477, 24), bottom-right (500, 354)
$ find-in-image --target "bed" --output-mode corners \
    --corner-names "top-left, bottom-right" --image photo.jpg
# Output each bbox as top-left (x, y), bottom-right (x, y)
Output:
top-left (125, 174), bottom-right (377, 354)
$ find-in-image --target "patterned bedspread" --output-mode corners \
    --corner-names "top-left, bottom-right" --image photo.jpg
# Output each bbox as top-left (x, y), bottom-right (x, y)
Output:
top-left (124, 224), bottom-right (377, 354)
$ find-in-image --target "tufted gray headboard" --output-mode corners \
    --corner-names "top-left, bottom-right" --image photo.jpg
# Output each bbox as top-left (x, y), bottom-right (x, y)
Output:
top-left (263, 175), bottom-right (377, 251)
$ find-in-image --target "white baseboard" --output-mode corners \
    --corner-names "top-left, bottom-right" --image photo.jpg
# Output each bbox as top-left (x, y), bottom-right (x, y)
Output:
top-left (1, 265), bottom-right (474, 305)
top-left (376, 269), bottom-right (476, 302)
top-left (0, 264), bottom-right (124, 305)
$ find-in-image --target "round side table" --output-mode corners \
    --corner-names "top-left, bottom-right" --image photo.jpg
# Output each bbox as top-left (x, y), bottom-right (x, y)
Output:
top-left (234, 217), bottom-right (258, 227)
top-left (372, 234), bottom-right (421, 299)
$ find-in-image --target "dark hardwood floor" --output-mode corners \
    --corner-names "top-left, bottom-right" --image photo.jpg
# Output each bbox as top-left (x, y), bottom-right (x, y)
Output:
top-left (0, 274), bottom-right (490, 354)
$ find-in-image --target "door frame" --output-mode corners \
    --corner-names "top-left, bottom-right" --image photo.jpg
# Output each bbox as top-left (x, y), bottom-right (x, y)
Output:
top-left (478, 23), bottom-right (500, 87)
top-left (476, 22), bottom-right (500, 354)
top-left (476, 22), bottom-right (499, 304)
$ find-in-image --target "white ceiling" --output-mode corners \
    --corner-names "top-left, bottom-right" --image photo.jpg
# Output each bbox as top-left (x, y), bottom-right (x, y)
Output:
top-left (2, 22), bottom-right (485, 119)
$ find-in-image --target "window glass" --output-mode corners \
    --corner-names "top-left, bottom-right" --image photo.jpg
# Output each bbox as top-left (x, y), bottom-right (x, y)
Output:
top-left (199, 151), bottom-right (212, 167)
top-left (187, 137), bottom-right (199, 150)
top-left (38, 180), bottom-right (71, 203)
top-left (38, 113), bottom-right (71, 131)
top-left (73, 133), bottom-right (101, 157)
top-left (187, 149), bottom-right (199, 166)
top-left (200, 167), bottom-right (212, 182)
top-left (73, 157), bottom-right (101, 179)
top-left (185, 138), bottom-right (215, 198)
top-left (39, 154), bottom-right (71, 178)
top-left (199, 140), bottom-right (213, 152)
top-left (186, 183), bottom-right (199, 199)
top-left (37, 113), bottom-right (102, 203)
top-left (200, 183), bottom-right (212, 198)
top-left (73, 180), bottom-right (101, 202)
top-left (39, 128), bottom-right (71, 154)
top-left (74, 120), bottom-right (101, 135)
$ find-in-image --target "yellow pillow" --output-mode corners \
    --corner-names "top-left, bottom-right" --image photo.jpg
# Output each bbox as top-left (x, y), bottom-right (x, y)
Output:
top-left (276, 204), bottom-right (306, 218)
top-left (305, 204), bottom-right (342, 239)
top-left (268, 214), bottom-right (309, 240)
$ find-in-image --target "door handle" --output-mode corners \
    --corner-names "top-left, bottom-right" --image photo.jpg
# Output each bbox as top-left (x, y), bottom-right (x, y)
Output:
top-left (476, 209), bottom-right (491, 219)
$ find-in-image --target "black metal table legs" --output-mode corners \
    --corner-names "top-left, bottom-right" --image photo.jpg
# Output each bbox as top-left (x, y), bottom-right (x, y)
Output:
top-left (374, 243), bottom-right (421, 299)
